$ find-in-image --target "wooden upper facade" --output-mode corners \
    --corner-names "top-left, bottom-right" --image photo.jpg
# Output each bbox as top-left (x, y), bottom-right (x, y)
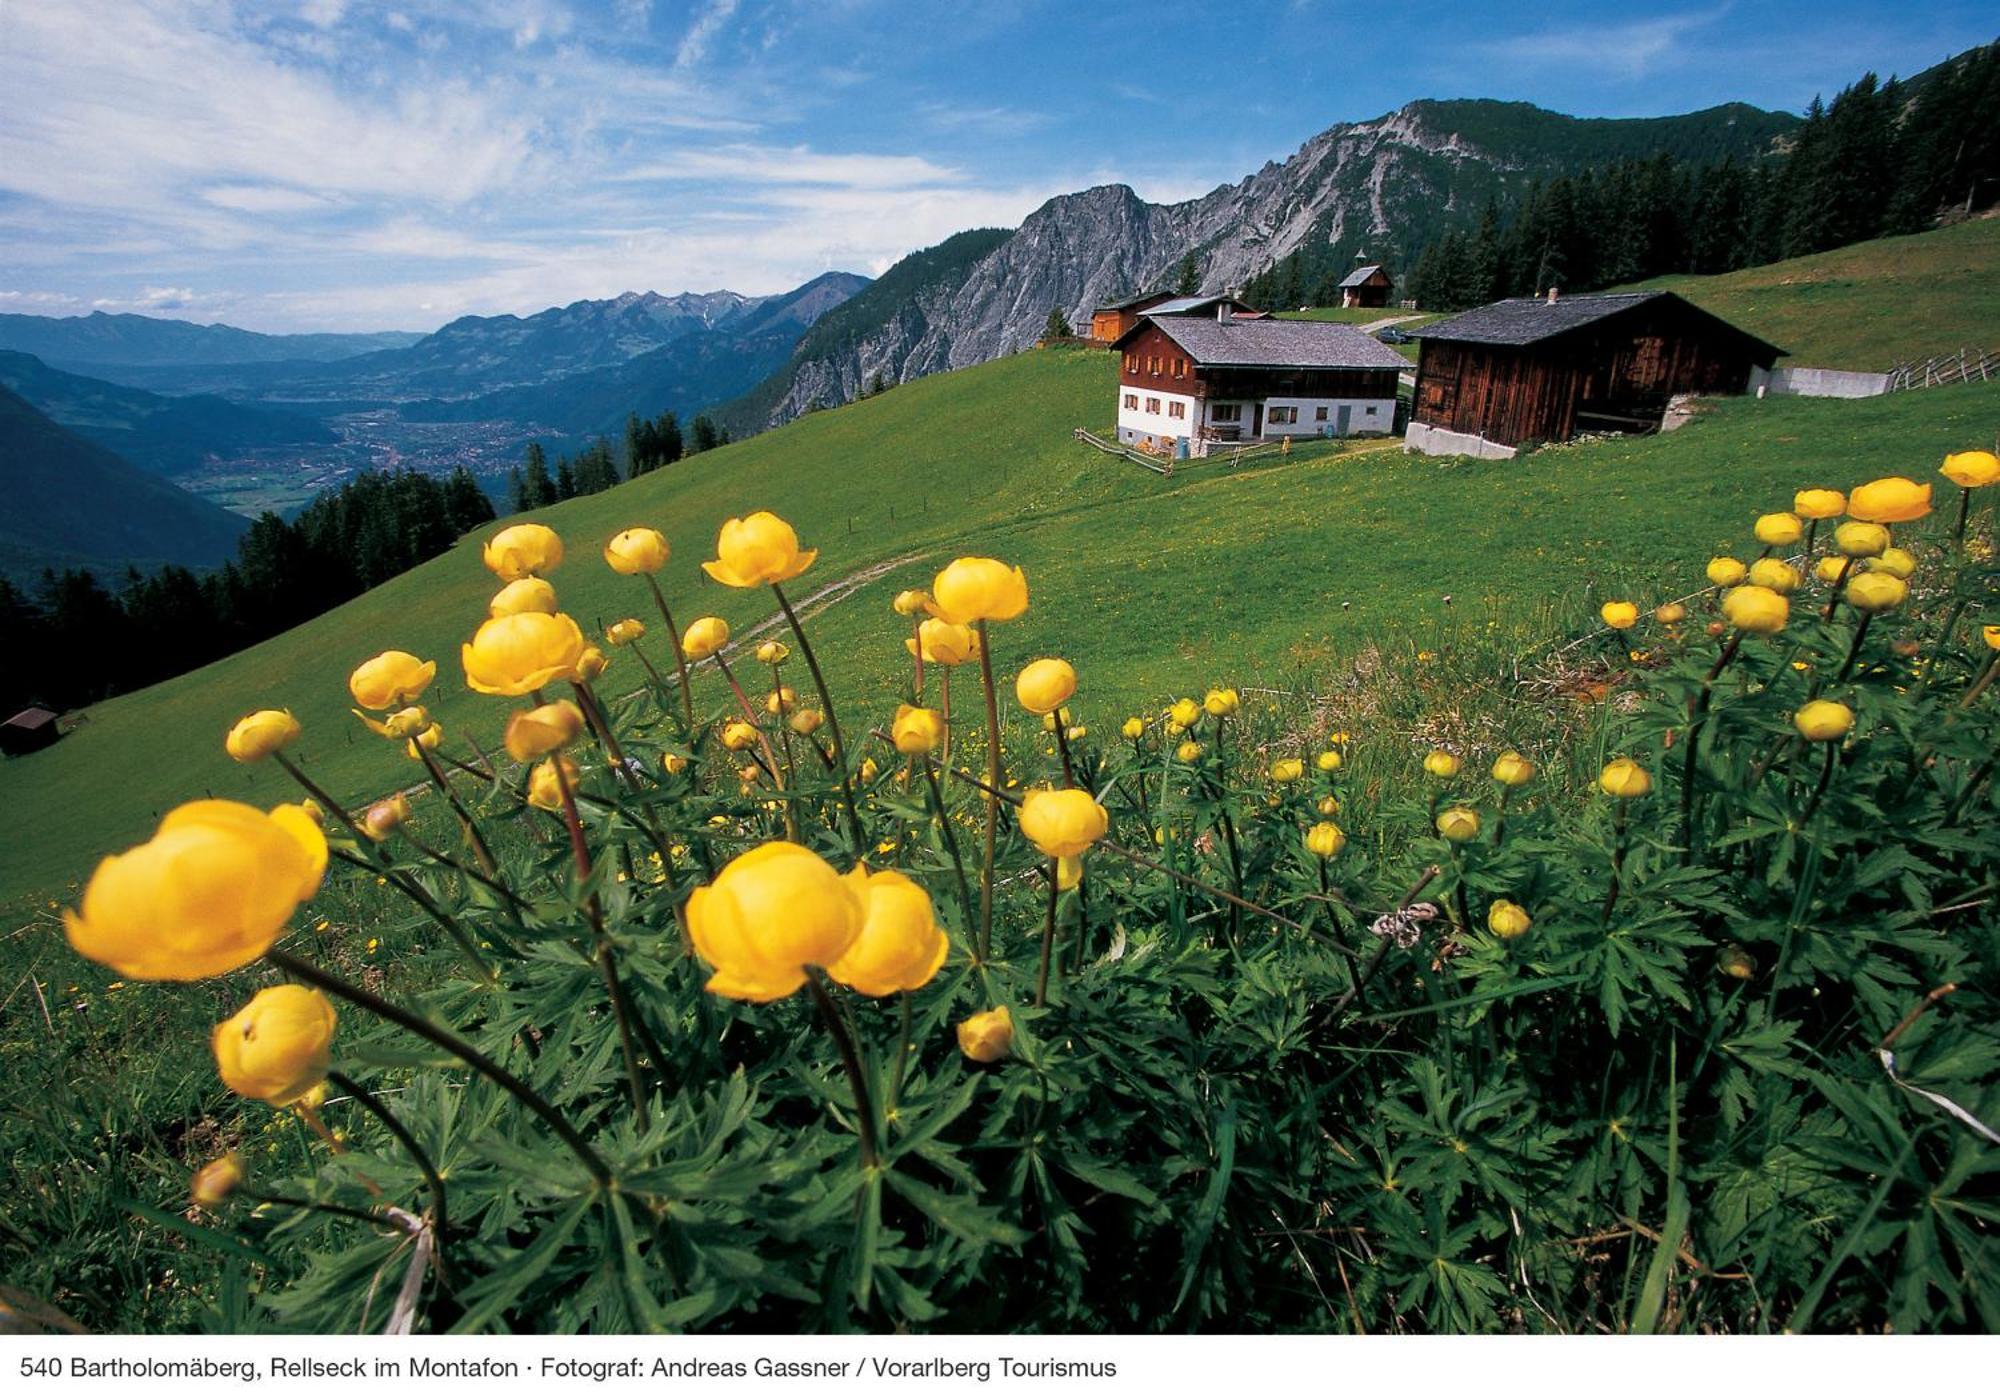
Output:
top-left (1410, 292), bottom-right (1783, 448)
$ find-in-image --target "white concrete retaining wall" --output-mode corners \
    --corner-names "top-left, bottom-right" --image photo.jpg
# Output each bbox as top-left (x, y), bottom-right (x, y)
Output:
top-left (1752, 366), bottom-right (1892, 399)
top-left (1402, 422), bottom-right (1518, 460)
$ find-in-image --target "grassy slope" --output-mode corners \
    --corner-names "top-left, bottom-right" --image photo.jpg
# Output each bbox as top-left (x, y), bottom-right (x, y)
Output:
top-left (6, 334), bottom-right (1993, 903)
top-left (1631, 217), bottom-right (2000, 369)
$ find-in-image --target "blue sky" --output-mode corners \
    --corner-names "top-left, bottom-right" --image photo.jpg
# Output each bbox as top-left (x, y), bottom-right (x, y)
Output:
top-left (0, 1), bottom-right (1991, 332)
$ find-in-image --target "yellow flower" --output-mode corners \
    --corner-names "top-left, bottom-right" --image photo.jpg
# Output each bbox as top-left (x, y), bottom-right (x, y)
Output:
top-left (461, 612), bottom-right (587, 696)
top-left (526, 754), bottom-right (580, 811)
top-left (1722, 585), bottom-right (1789, 634)
top-left (1940, 450), bottom-right (2000, 489)
top-left (1270, 758), bottom-right (1304, 782)
top-left (1754, 512), bottom-right (1803, 546)
top-left (1718, 944), bottom-right (1757, 981)
top-left (603, 526), bottom-right (670, 575)
top-left (212, 985), bottom-right (335, 1106)
top-left (1423, 749), bottom-right (1461, 779)
top-left (1168, 698), bottom-right (1202, 729)
top-left (1488, 900), bottom-right (1532, 938)
top-left (720, 719), bottom-right (759, 751)
top-left (789, 709), bottom-right (823, 735)
top-left (1491, 750), bottom-right (1535, 786)
top-left (190, 1153), bottom-right (245, 1208)
top-left (859, 757), bottom-right (879, 783)
top-left (1305, 822), bottom-right (1345, 859)
top-left (1794, 699), bottom-right (1854, 742)
top-left (405, 724), bottom-right (443, 759)
top-left (755, 640), bottom-right (789, 664)
top-left (956, 1006), bottom-right (1014, 1063)
top-left (1122, 717), bottom-right (1146, 741)
top-left (892, 703), bottom-right (945, 755)
top-left (1057, 854), bottom-right (1084, 890)
top-left (1316, 795), bottom-right (1340, 817)
top-left (1814, 556), bottom-right (1849, 583)
top-left (687, 841), bottom-right (865, 1001)
top-left (361, 794), bottom-right (412, 841)
top-left (702, 512), bottom-right (817, 587)
top-left (1018, 787), bottom-right (1109, 859)
top-left (1845, 572), bottom-right (1907, 613)
top-left (1436, 807), bottom-right (1480, 841)
top-left (906, 617), bottom-right (981, 665)
top-left (1599, 601), bottom-right (1638, 629)
top-left (682, 615), bottom-right (730, 661)
top-left (224, 709), bottom-right (300, 762)
top-left (606, 617), bottom-right (646, 647)
top-left (482, 523), bottom-right (563, 580)
top-left (1176, 740), bottom-right (1203, 763)
top-left (1654, 601), bottom-right (1687, 625)
top-left (1747, 558), bottom-right (1801, 594)
top-left (1985, 625), bottom-right (2000, 651)
top-left (892, 589), bottom-right (932, 617)
top-left (575, 646), bottom-right (608, 682)
top-left (1706, 557), bottom-right (1747, 587)
top-left (1847, 476), bottom-right (1932, 524)
top-left (765, 685), bottom-right (797, 715)
top-left (1203, 687), bottom-right (1240, 717)
top-left (348, 650), bottom-right (436, 709)
top-left (505, 699), bottom-right (586, 761)
top-left (828, 867), bottom-right (947, 997)
top-left (64, 799), bottom-right (327, 981)
top-left (662, 751), bottom-right (690, 776)
top-left (930, 556), bottom-right (1028, 624)
top-left (1833, 521), bottom-right (1889, 558)
top-left (1312, 750), bottom-right (1339, 772)
top-left (1868, 547), bottom-right (1916, 579)
top-left (353, 704), bottom-right (429, 740)
top-left (1016, 658), bottom-right (1078, 715)
top-left (1793, 488), bottom-right (1846, 520)
top-left (489, 577), bottom-right (557, 617)
top-left (1598, 757), bottom-right (1652, 799)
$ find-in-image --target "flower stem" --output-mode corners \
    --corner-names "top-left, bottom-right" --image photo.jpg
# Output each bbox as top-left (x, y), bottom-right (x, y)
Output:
top-left (974, 620), bottom-right (1002, 961)
top-left (805, 972), bottom-right (878, 1171)
top-left (1600, 804), bottom-right (1629, 926)
top-left (328, 1069), bottom-right (450, 1280)
top-left (1834, 611), bottom-right (1874, 685)
top-left (267, 949), bottom-right (613, 1189)
top-left (416, 745), bottom-right (499, 879)
top-left (772, 583), bottom-right (866, 860)
top-left (1035, 858), bottom-right (1060, 1008)
top-left (1798, 741), bottom-right (1841, 827)
top-left (921, 758), bottom-right (975, 930)
top-left (641, 574), bottom-right (696, 730)
top-left (1678, 630), bottom-right (1742, 865)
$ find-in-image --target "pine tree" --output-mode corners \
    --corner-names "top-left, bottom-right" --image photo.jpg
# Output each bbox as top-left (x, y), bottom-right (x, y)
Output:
top-left (1043, 307), bottom-right (1073, 339)
top-left (689, 415), bottom-right (720, 454)
top-left (555, 457), bottom-right (577, 501)
top-left (1175, 253), bottom-right (1201, 295)
top-left (654, 411), bottom-right (683, 466)
top-left (442, 466), bottom-right (496, 534)
top-left (521, 444), bottom-right (556, 508)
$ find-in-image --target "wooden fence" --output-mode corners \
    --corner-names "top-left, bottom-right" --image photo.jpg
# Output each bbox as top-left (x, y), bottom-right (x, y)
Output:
top-left (1885, 347), bottom-right (1999, 393)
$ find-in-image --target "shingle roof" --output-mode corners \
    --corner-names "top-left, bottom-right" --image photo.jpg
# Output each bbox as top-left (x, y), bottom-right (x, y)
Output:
top-left (4, 707), bottom-right (58, 728)
top-left (1338, 264), bottom-right (1387, 288)
top-left (1141, 315), bottom-right (1409, 370)
top-left (1144, 294), bottom-right (1232, 316)
top-left (1091, 290), bottom-right (1171, 312)
top-left (1412, 290), bottom-right (1785, 358)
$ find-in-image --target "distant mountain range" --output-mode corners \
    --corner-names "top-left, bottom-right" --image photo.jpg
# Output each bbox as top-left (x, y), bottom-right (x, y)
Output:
top-left (0, 310), bottom-right (420, 369)
top-left (726, 98), bottom-right (1800, 426)
top-left (0, 386), bottom-right (249, 582)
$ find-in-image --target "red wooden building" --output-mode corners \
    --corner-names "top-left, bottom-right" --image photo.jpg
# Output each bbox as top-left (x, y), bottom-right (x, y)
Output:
top-left (1089, 291), bottom-right (1177, 345)
top-left (1405, 290), bottom-right (1783, 457)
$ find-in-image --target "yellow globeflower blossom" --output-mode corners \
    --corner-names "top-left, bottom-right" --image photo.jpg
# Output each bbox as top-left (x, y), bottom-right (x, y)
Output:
top-left (1436, 807), bottom-right (1480, 841)
top-left (1016, 658), bottom-right (1078, 715)
top-left (482, 523), bottom-right (563, 581)
top-left (1599, 601), bottom-right (1639, 629)
top-left (931, 556), bottom-right (1029, 623)
top-left (225, 709), bottom-right (301, 762)
top-left (348, 650), bottom-right (436, 709)
top-left (1723, 586), bottom-right (1790, 635)
top-left (1598, 758), bottom-right (1653, 799)
top-left (1794, 488), bottom-right (1846, 519)
top-left (1754, 512), bottom-right (1803, 546)
top-left (1168, 698), bottom-right (1202, 729)
top-left (687, 841), bottom-right (865, 1001)
top-left (603, 527), bottom-right (669, 575)
top-left (405, 724), bottom-right (443, 759)
top-left (65, 801), bottom-right (326, 981)
top-left (575, 646), bottom-right (608, 682)
top-left (1984, 625), bottom-right (2000, 651)
top-left (892, 588), bottom-right (932, 617)
top-left (1868, 547), bottom-right (1916, 579)
top-left (1940, 451), bottom-right (2000, 489)
top-left (755, 640), bottom-right (789, 664)
top-left (1655, 601), bottom-right (1687, 625)
top-left (606, 617), bottom-right (646, 647)
top-left (1747, 558), bottom-right (1801, 594)
top-left (703, 512), bottom-right (817, 587)
top-left (526, 754), bottom-right (580, 811)
top-left (1305, 822), bottom-right (1345, 859)
top-left (1794, 700), bottom-right (1854, 742)
top-left (1488, 900), bottom-right (1532, 938)
top-left (1018, 788), bottom-right (1110, 859)
top-left (892, 703), bottom-right (945, 755)
top-left (504, 700), bottom-right (586, 762)
top-left (1814, 556), bottom-right (1849, 584)
top-left (720, 719), bottom-right (759, 752)
top-left (191, 1153), bottom-right (245, 1208)
top-left (1176, 740), bottom-right (1203, 763)
top-left (907, 617), bottom-right (980, 665)
top-left (1718, 945), bottom-right (1758, 981)
top-left (353, 704), bottom-right (429, 739)
top-left (1491, 751), bottom-right (1535, 786)
top-left (361, 794), bottom-right (412, 841)
top-left (1270, 758), bottom-right (1304, 782)
top-left (1316, 795), bottom-right (1341, 817)
top-left (957, 1006), bottom-right (1014, 1063)
top-left (1423, 749), bottom-right (1462, 779)
top-left (1203, 687), bottom-right (1241, 717)
top-left (682, 615), bottom-right (731, 660)
top-left (1833, 521), bottom-right (1889, 558)
top-left (1845, 572), bottom-right (1907, 613)
top-left (765, 685), bottom-right (798, 715)
top-left (1706, 557), bottom-right (1747, 587)
top-left (461, 612), bottom-right (587, 696)
top-left (1847, 477), bottom-right (1932, 523)
top-left (212, 985), bottom-right (336, 1106)
top-left (1122, 717), bottom-right (1146, 741)
top-left (489, 578), bottom-right (557, 617)
top-left (828, 867), bottom-right (948, 998)
top-left (789, 709), bottom-right (824, 735)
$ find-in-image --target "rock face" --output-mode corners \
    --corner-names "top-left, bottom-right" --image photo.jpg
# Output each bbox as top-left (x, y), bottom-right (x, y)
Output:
top-left (753, 98), bottom-right (1794, 426)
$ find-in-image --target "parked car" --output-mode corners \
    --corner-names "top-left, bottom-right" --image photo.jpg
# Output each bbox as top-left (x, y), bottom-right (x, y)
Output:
top-left (1378, 326), bottom-right (1411, 344)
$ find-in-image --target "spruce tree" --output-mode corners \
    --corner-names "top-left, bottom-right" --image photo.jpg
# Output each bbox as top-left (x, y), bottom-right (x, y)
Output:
top-left (1043, 307), bottom-right (1073, 339)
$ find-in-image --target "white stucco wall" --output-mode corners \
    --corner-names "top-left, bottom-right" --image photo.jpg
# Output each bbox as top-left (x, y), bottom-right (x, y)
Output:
top-left (1259, 396), bottom-right (1397, 437)
top-left (1116, 387), bottom-right (1199, 448)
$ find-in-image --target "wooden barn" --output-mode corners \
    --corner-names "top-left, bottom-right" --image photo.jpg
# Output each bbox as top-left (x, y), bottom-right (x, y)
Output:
top-left (1, 707), bottom-right (61, 757)
top-left (1089, 292), bottom-right (1177, 345)
top-left (1405, 290), bottom-right (1784, 458)
top-left (1338, 263), bottom-right (1393, 309)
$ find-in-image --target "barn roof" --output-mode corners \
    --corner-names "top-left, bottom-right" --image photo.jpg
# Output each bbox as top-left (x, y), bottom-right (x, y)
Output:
top-left (1413, 290), bottom-right (1786, 358)
top-left (1143, 294), bottom-right (1245, 317)
top-left (4, 707), bottom-right (58, 729)
top-left (1091, 290), bottom-right (1171, 313)
top-left (1338, 264), bottom-right (1388, 288)
top-left (1127, 315), bottom-right (1409, 370)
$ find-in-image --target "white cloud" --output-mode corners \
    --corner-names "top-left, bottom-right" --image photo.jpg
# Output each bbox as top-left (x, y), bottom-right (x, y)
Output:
top-left (1478, 5), bottom-right (1732, 79)
top-left (202, 184), bottom-right (336, 213)
top-left (618, 144), bottom-right (967, 190)
top-left (675, 0), bottom-right (739, 70)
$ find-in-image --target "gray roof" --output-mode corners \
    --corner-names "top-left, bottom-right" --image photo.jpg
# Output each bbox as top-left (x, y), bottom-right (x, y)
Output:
top-left (1412, 290), bottom-right (1785, 358)
top-left (4, 707), bottom-right (57, 728)
top-left (1092, 290), bottom-right (1171, 312)
top-left (1142, 315), bottom-right (1409, 370)
top-left (1338, 264), bottom-right (1387, 288)
top-left (1144, 294), bottom-right (1232, 316)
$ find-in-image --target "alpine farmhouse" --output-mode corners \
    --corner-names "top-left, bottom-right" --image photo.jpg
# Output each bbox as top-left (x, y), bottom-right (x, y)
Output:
top-left (1111, 302), bottom-right (1406, 457)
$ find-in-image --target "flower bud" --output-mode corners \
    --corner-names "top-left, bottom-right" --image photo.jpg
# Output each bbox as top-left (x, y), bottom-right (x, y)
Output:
top-left (1169, 698), bottom-right (1201, 729)
top-left (721, 719), bottom-right (759, 752)
top-left (527, 755), bottom-right (580, 811)
top-left (892, 589), bottom-right (932, 617)
top-left (1270, 758), bottom-right (1304, 782)
top-left (956, 1006), bottom-right (1014, 1063)
top-left (191, 1152), bottom-right (246, 1208)
top-left (1718, 944), bottom-right (1757, 981)
top-left (1436, 807), bottom-right (1480, 841)
top-left (362, 794), bottom-right (412, 840)
top-left (1845, 572), bottom-right (1907, 613)
top-left (1423, 749), bottom-right (1461, 779)
top-left (1753, 512), bottom-right (1802, 546)
top-left (1176, 740), bottom-right (1203, 763)
top-left (682, 616), bottom-right (730, 661)
top-left (1814, 556), bottom-right (1848, 583)
top-left (505, 700), bottom-right (585, 762)
top-left (1747, 558), bottom-right (1801, 594)
top-left (1202, 687), bottom-right (1240, 717)
top-left (1487, 900), bottom-right (1532, 938)
top-left (1305, 822), bottom-right (1345, 859)
top-left (1016, 659), bottom-right (1077, 716)
top-left (1833, 521), bottom-right (1889, 558)
top-left (1599, 601), bottom-right (1638, 629)
top-left (1868, 547), bottom-right (1916, 579)
top-left (755, 640), bottom-right (790, 664)
top-left (1706, 557), bottom-right (1747, 587)
top-left (1121, 717), bottom-right (1146, 741)
top-left (765, 685), bottom-right (798, 715)
top-left (1793, 699), bottom-right (1853, 742)
top-left (1654, 602), bottom-right (1687, 625)
top-left (1316, 749), bottom-right (1341, 772)
top-left (789, 709), bottom-right (824, 736)
top-left (1598, 758), bottom-right (1652, 799)
top-left (225, 709), bottom-right (301, 763)
top-left (1316, 795), bottom-right (1340, 817)
top-left (1490, 750), bottom-right (1534, 786)
top-left (892, 704), bottom-right (944, 755)
top-left (606, 617), bottom-right (646, 647)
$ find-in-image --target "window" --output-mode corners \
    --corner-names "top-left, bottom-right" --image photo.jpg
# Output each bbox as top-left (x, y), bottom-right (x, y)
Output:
top-left (1148, 356), bottom-right (1160, 374)
top-left (1123, 393), bottom-right (1138, 409)
top-left (1144, 396), bottom-right (1161, 413)
top-left (1314, 406), bottom-right (1329, 422)
top-left (1365, 405), bottom-right (1378, 416)
top-left (1168, 401), bottom-right (1186, 419)
top-left (1124, 354), bottom-right (1136, 372)
top-left (1173, 357), bottom-right (1186, 378)
top-left (1269, 406), bottom-right (1299, 425)
top-left (1211, 402), bottom-right (1241, 423)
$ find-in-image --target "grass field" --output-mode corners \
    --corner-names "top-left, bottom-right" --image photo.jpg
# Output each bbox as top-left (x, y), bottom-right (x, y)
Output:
top-left (1632, 216), bottom-right (2000, 369)
top-left (3, 335), bottom-right (1994, 907)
